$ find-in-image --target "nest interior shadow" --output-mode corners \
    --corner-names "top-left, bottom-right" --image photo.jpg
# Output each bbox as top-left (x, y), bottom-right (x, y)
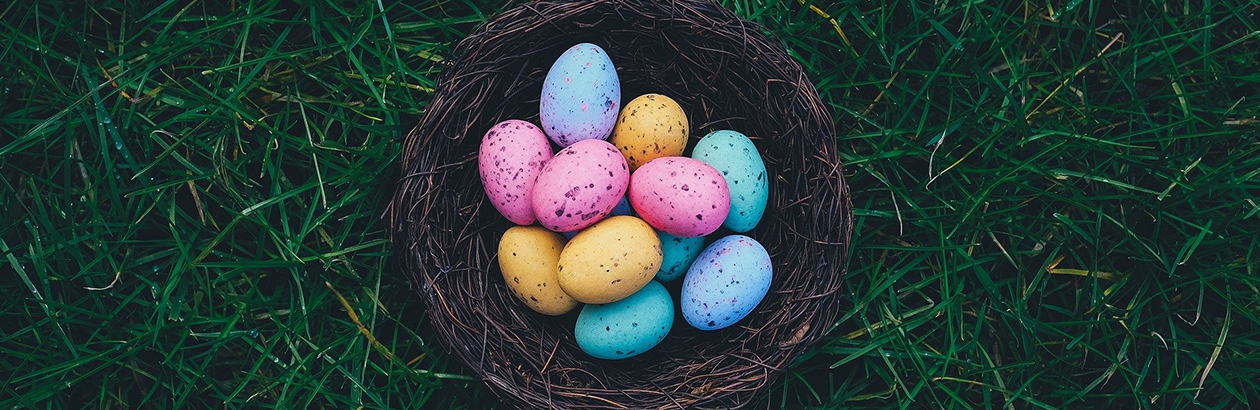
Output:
top-left (390, 0), bottom-right (853, 408)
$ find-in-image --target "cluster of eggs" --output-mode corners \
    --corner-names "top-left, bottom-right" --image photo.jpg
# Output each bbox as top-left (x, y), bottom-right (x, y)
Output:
top-left (478, 43), bottom-right (772, 360)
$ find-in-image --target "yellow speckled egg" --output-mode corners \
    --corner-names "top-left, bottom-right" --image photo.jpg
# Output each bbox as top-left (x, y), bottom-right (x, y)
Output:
top-left (610, 94), bottom-right (689, 170)
top-left (499, 226), bottom-right (579, 315)
top-left (558, 216), bottom-right (662, 304)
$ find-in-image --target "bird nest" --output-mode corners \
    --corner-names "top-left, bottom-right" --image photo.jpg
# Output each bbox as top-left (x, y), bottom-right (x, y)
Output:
top-left (389, 0), bottom-right (853, 407)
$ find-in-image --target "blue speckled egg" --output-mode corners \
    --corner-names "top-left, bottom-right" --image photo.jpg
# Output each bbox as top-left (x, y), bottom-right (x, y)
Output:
top-left (540, 43), bottom-right (621, 147)
top-left (610, 194), bottom-right (634, 217)
top-left (656, 231), bottom-right (704, 282)
top-left (563, 195), bottom-right (632, 239)
top-left (575, 281), bottom-right (673, 360)
top-left (691, 130), bottom-right (769, 232)
top-left (681, 235), bottom-right (772, 331)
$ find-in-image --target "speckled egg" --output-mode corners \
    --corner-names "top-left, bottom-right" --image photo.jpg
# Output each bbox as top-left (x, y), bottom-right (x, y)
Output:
top-left (478, 120), bottom-right (553, 225)
top-left (498, 226), bottom-right (578, 316)
top-left (628, 157), bottom-right (730, 237)
top-left (681, 235), bottom-right (772, 331)
top-left (532, 139), bottom-right (630, 233)
top-left (610, 194), bottom-right (634, 217)
top-left (563, 195), bottom-right (633, 239)
top-left (656, 231), bottom-right (704, 282)
top-left (540, 43), bottom-right (621, 147)
top-left (610, 94), bottom-right (688, 170)
top-left (557, 216), bottom-right (662, 304)
top-left (574, 281), bottom-right (673, 360)
top-left (691, 130), bottom-right (769, 232)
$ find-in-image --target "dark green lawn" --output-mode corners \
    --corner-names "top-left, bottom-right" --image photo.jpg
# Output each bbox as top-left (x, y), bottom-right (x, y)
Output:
top-left (2, 0), bottom-right (1258, 408)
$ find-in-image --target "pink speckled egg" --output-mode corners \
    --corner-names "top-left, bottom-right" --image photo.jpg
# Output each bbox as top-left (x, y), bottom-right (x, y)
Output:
top-left (532, 139), bottom-right (630, 232)
top-left (540, 43), bottom-right (621, 147)
top-left (629, 157), bottom-right (730, 237)
top-left (478, 120), bottom-right (553, 225)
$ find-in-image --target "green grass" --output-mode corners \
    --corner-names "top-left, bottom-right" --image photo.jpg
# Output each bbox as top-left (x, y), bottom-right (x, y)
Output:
top-left (2, 0), bottom-right (1258, 408)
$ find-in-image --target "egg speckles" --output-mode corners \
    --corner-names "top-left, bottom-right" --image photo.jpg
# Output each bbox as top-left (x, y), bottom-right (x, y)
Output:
top-left (478, 120), bottom-right (553, 225)
top-left (610, 94), bottom-right (688, 170)
top-left (540, 43), bottom-right (621, 147)
top-left (692, 130), bottom-right (769, 232)
top-left (574, 281), bottom-right (673, 360)
top-left (532, 139), bottom-right (630, 233)
top-left (681, 235), bottom-right (772, 331)
top-left (557, 216), bottom-right (662, 304)
top-left (498, 226), bottom-right (578, 315)
top-left (629, 157), bottom-right (730, 237)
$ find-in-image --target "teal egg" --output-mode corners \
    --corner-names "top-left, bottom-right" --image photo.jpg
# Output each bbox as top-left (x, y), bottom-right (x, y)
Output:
top-left (691, 130), bottom-right (769, 232)
top-left (655, 231), bottom-right (704, 282)
top-left (574, 281), bottom-right (673, 360)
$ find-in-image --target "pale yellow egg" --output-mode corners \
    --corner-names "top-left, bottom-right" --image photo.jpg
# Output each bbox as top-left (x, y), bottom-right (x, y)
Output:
top-left (557, 216), bottom-right (662, 304)
top-left (610, 94), bottom-right (688, 171)
top-left (499, 226), bottom-right (579, 315)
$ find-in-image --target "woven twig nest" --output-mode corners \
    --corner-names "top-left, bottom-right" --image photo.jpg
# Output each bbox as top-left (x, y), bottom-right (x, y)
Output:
top-left (389, 0), bottom-right (853, 407)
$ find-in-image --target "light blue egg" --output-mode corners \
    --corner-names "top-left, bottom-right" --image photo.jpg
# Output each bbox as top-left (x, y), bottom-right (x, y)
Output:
top-left (540, 43), bottom-right (621, 147)
top-left (575, 281), bottom-right (673, 360)
top-left (691, 130), bottom-right (769, 232)
top-left (681, 235), bottom-right (772, 331)
top-left (610, 194), bottom-right (634, 217)
top-left (655, 231), bottom-right (704, 282)
top-left (563, 195), bottom-right (630, 239)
